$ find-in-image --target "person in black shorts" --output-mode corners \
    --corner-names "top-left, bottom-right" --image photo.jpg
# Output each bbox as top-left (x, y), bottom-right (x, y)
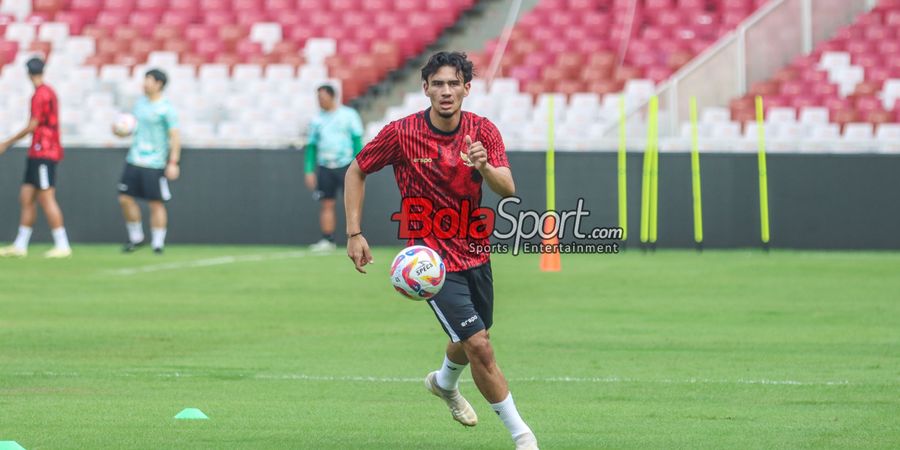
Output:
top-left (344, 52), bottom-right (538, 450)
top-left (0, 57), bottom-right (72, 258)
top-left (113, 69), bottom-right (181, 254)
top-left (304, 85), bottom-right (363, 252)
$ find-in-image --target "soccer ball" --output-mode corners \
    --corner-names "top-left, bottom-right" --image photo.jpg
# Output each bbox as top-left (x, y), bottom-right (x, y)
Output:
top-left (113, 113), bottom-right (137, 136)
top-left (390, 245), bottom-right (446, 300)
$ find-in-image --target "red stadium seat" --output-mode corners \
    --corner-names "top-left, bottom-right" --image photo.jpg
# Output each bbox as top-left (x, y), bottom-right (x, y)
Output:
top-left (199, 0), bottom-right (230, 10)
top-left (265, 0), bottom-right (296, 14)
top-left (185, 24), bottom-right (216, 42)
top-left (28, 40), bottom-right (53, 57)
top-left (54, 12), bottom-right (87, 34)
top-left (129, 11), bottom-right (160, 36)
top-left (218, 24), bottom-right (249, 46)
top-left (152, 24), bottom-right (181, 41)
top-left (235, 40), bottom-right (263, 60)
top-left (205, 10), bottom-right (235, 26)
top-left (233, 0), bottom-right (264, 12)
top-left (168, 0), bottom-right (197, 13)
top-left (34, 0), bottom-right (67, 15)
top-left (112, 25), bottom-right (140, 41)
top-left (678, 0), bottom-right (706, 10)
top-left (215, 53), bottom-right (242, 68)
top-left (332, 0), bottom-right (361, 10)
top-left (646, 0), bottom-right (675, 9)
top-left (790, 95), bottom-right (821, 110)
top-left (84, 53), bottom-right (113, 67)
top-left (645, 66), bottom-right (673, 83)
top-left (180, 53), bottom-right (207, 66)
top-left (580, 65), bottom-right (613, 83)
top-left (357, 0), bottom-right (388, 10)
top-left (587, 79), bottom-right (624, 96)
top-left (81, 24), bottom-right (109, 40)
top-left (131, 38), bottom-right (162, 58)
top-left (103, 0), bottom-right (136, 13)
top-left (780, 80), bottom-right (809, 96)
top-left (285, 26), bottom-right (320, 45)
top-left (95, 11), bottom-right (128, 27)
top-left (236, 12), bottom-right (268, 27)
top-left (194, 39), bottom-right (225, 60)
top-left (136, 0), bottom-right (169, 12)
top-left (71, 0), bottom-right (103, 13)
top-left (161, 11), bottom-right (194, 26)
top-left (163, 38), bottom-right (191, 56)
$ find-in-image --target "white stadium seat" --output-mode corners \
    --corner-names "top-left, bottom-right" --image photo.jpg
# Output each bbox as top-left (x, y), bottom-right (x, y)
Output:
top-left (249, 23), bottom-right (283, 53)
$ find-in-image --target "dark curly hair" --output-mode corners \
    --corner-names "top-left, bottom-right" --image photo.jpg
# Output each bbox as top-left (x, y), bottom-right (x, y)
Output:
top-left (421, 51), bottom-right (475, 84)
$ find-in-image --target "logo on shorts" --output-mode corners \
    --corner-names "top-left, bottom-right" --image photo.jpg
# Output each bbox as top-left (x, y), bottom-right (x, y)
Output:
top-left (117, 183), bottom-right (129, 192)
top-left (460, 315), bottom-right (478, 327)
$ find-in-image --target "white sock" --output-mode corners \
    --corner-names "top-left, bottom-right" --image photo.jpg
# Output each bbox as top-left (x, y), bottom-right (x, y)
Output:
top-left (51, 227), bottom-right (70, 250)
top-left (12, 226), bottom-right (32, 251)
top-left (151, 228), bottom-right (166, 249)
top-left (491, 393), bottom-right (532, 440)
top-left (126, 222), bottom-right (144, 243)
top-left (435, 355), bottom-right (467, 390)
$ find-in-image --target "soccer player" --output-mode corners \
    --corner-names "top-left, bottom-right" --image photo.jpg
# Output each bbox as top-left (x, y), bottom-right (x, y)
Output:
top-left (114, 69), bottom-right (180, 254)
top-left (304, 84), bottom-right (363, 252)
top-left (344, 52), bottom-right (539, 450)
top-left (0, 57), bottom-right (72, 258)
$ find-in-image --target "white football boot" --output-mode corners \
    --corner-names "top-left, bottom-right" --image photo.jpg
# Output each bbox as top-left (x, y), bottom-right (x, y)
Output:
top-left (425, 371), bottom-right (478, 427)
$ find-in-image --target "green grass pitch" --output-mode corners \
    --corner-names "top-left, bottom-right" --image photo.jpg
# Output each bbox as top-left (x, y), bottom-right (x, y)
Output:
top-left (1, 245), bottom-right (898, 449)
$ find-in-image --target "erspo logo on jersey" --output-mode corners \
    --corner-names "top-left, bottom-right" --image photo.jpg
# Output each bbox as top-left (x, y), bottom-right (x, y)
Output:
top-left (390, 196), bottom-right (623, 255)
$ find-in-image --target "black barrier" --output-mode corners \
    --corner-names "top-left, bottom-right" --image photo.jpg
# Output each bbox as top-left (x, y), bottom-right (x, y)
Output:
top-left (1, 147), bottom-right (898, 249)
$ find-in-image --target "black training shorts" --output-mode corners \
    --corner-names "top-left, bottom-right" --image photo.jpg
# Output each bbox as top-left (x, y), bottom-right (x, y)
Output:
top-left (23, 158), bottom-right (57, 190)
top-left (427, 262), bottom-right (494, 343)
top-left (315, 164), bottom-right (348, 200)
top-left (117, 163), bottom-right (172, 202)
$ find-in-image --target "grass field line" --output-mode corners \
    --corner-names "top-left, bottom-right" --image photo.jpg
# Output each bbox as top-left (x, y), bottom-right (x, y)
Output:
top-left (6, 371), bottom-right (855, 386)
top-left (108, 250), bottom-right (316, 275)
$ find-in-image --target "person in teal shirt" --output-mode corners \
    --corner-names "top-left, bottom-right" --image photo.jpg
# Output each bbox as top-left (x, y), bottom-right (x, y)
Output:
top-left (305, 84), bottom-right (363, 252)
top-left (114, 69), bottom-right (181, 254)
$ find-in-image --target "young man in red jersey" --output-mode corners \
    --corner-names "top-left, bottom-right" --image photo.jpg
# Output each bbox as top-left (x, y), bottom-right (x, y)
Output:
top-left (0, 57), bottom-right (72, 258)
top-left (344, 52), bottom-right (538, 450)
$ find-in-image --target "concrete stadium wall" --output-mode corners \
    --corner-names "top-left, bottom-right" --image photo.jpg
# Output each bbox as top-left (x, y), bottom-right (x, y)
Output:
top-left (1, 147), bottom-right (898, 249)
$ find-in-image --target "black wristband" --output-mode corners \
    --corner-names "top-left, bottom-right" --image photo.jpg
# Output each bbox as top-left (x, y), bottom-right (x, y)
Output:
top-left (348, 231), bottom-right (362, 239)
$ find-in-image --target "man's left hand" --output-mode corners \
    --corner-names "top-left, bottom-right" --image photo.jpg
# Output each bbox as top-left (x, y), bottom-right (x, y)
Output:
top-left (465, 135), bottom-right (488, 171)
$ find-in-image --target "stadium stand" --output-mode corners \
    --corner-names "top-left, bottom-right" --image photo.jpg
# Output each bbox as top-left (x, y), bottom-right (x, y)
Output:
top-left (725, 0), bottom-right (900, 151)
top-left (0, 0), bottom-right (476, 147)
top-left (2, 0), bottom-right (896, 152)
top-left (371, 0), bottom-right (773, 150)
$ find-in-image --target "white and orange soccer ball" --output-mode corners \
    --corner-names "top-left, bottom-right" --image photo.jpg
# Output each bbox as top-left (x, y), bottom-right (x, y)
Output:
top-left (390, 245), bottom-right (446, 300)
top-left (113, 113), bottom-right (137, 136)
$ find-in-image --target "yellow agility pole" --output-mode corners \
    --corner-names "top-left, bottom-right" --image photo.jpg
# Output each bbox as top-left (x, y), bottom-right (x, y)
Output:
top-left (640, 99), bottom-right (652, 245)
top-left (690, 97), bottom-right (703, 250)
top-left (648, 96), bottom-right (659, 247)
top-left (546, 95), bottom-right (556, 213)
top-left (755, 96), bottom-right (771, 250)
top-left (541, 95), bottom-right (560, 271)
top-left (618, 96), bottom-right (627, 242)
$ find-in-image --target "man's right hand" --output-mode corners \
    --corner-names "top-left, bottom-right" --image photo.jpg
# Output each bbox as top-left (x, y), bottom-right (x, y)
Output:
top-left (347, 234), bottom-right (374, 274)
top-left (305, 173), bottom-right (316, 191)
top-left (0, 141), bottom-right (9, 154)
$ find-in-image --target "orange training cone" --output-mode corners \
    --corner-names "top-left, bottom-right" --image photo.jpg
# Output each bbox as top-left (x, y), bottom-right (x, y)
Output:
top-left (539, 215), bottom-right (561, 272)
